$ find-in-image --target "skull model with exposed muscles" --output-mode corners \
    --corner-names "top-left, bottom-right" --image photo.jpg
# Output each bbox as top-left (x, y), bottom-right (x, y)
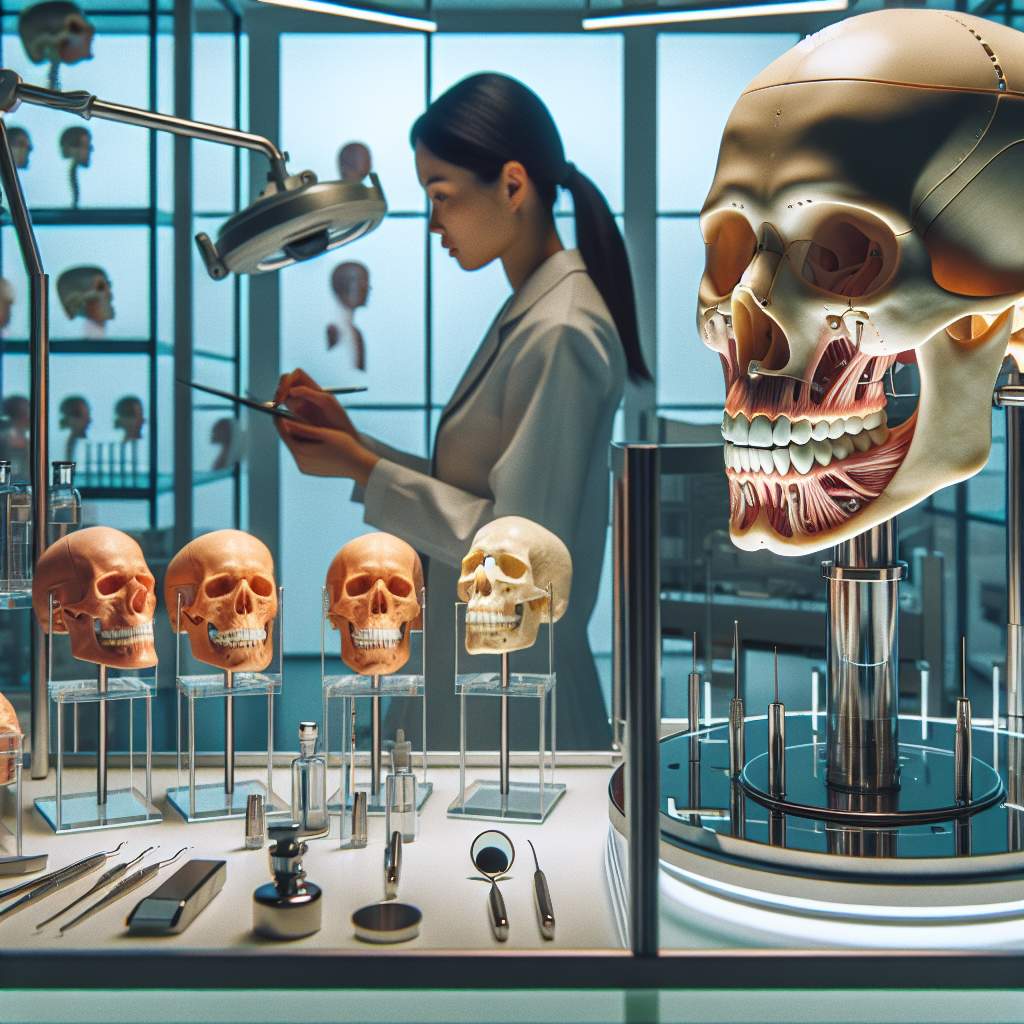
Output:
top-left (698, 9), bottom-right (1024, 555)
top-left (165, 530), bottom-right (278, 673)
top-left (457, 516), bottom-right (572, 655)
top-left (18, 0), bottom-right (94, 89)
top-left (327, 532), bottom-right (423, 677)
top-left (31, 526), bottom-right (157, 669)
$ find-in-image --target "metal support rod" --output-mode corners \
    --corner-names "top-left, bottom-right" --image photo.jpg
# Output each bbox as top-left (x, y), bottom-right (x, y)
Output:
top-left (499, 654), bottom-right (510, 797)
top-left (0, 121), bottom-right (50, 780)
top-left (371, 674), bottom-right (382, 801)
top-left (728, 620), bottom-right (745, 778)
top-left (224, 670), bottom-right (234, 796)
top-left (96, 664), bottom-right (108, 806)
top-left (688, 632), bottom-right (701, 750)
top-left (621, 444), bottom-right (660, 957)
top-left (956, 637), bottom-right (973, 804)
top-left (612, 474), bottom-right (625, 753)
top-left (768, 648), bottom-right (785, 798)
top-left (998, 372), bottom-right (1024, 730)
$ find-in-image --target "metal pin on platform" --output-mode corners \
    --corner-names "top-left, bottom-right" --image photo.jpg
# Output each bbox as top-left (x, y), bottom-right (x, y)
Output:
top-left (728, 620), bottom-right (745, 778)
top-left (688, 632), bottom-right (702, 761)
top-left (955, 636), bottom-right (973, 804)
top-left (768, 647), bottom-right (786, 798)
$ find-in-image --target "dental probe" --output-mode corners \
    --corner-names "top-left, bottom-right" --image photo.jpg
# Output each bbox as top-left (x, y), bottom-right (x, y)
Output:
top-left (59, 848), bottom-right (190, 935)
top-left (0, 842), bottom-right (127, 921)
top-left (527, 840), bottom-right (555, 940)
top-left (35, 846), bottom-right (156, 930)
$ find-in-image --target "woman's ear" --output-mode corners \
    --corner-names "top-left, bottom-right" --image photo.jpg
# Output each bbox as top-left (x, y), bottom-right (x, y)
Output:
top-left (503, 160), bottom-right (528, 211)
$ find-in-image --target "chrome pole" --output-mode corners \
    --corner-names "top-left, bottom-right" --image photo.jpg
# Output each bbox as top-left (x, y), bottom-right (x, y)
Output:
top-left (499, 654), bottom-right (510, 797)
top-left (224, 670), bottom-right (234, 796)
top-left (371, 673), bottom-right (382, 802)
top-left (96, 664), bottom-right (108, 806)
top-left (728, 620), bottom-right (745, 778)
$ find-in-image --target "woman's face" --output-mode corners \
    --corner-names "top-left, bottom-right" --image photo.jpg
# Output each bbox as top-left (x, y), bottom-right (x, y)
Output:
top-left (415, 141), bottom-right (518, 272)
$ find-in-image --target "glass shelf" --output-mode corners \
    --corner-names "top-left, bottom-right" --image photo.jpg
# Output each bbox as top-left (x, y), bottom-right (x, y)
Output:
top-left (49, 675), bottom-right (154, 704)
top-left (455, 672), bottom-right (555, 698)
top-left (323, 674), bottom-right (425, 699)
top-left (78, 468), bottom-right (235, 499)
top-left (0, 587), bottom-right (32, 612)
top-left (0, 209), bottom-right (173, 227)
top-left (2, 339), bottom-right (161, 353)
top-left (176, 672), bottom-right (281, 700)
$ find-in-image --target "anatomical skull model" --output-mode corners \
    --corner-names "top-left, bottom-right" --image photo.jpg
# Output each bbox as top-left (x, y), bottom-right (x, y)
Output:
top-left (57, 266), bottom-right (113, 337)
top-left (165, 530), bottom-right (278, 673)
top-left (457, 517), bottom-right (572, 655)
top-left (60, 125), bottom-right (92, 208)
top-left (699, 9), bottom-right (1024, 556)
top-left (32, 526), bottom-right (158, 670)
top-left (326, 532), bottom-right (423, 677)
top-left (0, 277), bottom-right (15, 333)
top-left (18, 1), bottom-right (95, 89)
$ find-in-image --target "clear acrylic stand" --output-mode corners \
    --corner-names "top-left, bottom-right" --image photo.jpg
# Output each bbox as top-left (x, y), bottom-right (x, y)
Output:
top-left (35, 595), bottom-right (161, 832)
top-left (321, 586), bottom-right (431, 824)
top-left (166, 588), bottom-right (288, 822)
top-left (0, 730), bottom-right (23, 854)
top-left (447, 584), bottom-right (565, 823)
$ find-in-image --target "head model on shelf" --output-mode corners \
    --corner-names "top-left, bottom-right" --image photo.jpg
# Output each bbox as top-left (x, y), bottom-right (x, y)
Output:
top-left (699, 9), bottom-right (1024, 556)
top-left (336, 141), bottom-right (372, 183)
top-left (457, 516), bottom-right (571, 655)
top-left (7, 127), bottom-right (32, 170)
top-left (327, 261), bottom-right (369, 369)
top-left (32, 525), bottom-right (158, 670)
top-left (114, 394), bottom-right (144, 442)
top-left (60, 125), bottom-right (92, 208)
top-left (57, 265), bottom-right (114, 336)
top-left (326, 532), bottom-right (423, 677)
top-left (165, 529), bottom-right (279, 673)
top-left (18, 0), bottom-right (94, 89)
top-left (0, 278), bottom-right (15, 333)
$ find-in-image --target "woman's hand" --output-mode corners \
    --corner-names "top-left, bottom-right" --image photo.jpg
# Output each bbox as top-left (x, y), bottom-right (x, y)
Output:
top-left (276, 418), bottom-right (379, 487)
top-left (275, 367), bottom-right (356, 435)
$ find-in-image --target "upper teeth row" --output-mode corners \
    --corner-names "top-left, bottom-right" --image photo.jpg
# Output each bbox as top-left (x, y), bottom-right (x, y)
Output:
top-left (466, 611), bottom-right (521, 626)
top-left (98, 623), bottom-right (153, 644)
top-left (726, 423), bottom-right (890, 475)
top-left (722, 410), bottom-right (886, 448)
top-left (352, 627), bottom-right (402, 649)
top-left (211, 627), bottom-right (266, 647)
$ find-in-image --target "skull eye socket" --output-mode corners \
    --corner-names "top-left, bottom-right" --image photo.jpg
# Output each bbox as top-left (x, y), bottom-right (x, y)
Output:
top-left (387, 576), bottom-right (412, 598)
top-left (460, 551), bottom-right (484, 578)
top-left (796, 215), bottom-right (896, 298)
top-left (497, 555), bottom-right (528, 579)
top-left (96, 573), bottom-right (126, 595)
top-left (345, 574), bottom-right (372, 597)
top-left (249, 575), bottom-right (274, 598)
top-left (204, 574), bottom-right (236, 599)
top-left (703, 214), bottom-right (757, 298)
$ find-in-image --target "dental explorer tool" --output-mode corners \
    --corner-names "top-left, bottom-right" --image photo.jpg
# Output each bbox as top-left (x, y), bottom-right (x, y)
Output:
top-left (527, 840), bottom-right (555, 940)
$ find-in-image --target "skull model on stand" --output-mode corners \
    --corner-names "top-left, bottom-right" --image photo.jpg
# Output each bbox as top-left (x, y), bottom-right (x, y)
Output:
top-left (32, 526), bottom-right (158, 670)
top-left (57, 265), bottom-right (114, 338)
top-left (165, 530), bottom-right (278, 673)
top-left (457, 516), bottom-right (572, 655)
top-left (699, 9), bottom-right (1024, 555)
top-left (326, 532), bottom-right (423, 677)
top-left (18, 0), bottom-right (94, 89)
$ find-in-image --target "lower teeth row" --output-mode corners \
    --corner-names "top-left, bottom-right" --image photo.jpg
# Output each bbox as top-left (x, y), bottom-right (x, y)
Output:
top-left (726, 424), bottom-right (890, 476)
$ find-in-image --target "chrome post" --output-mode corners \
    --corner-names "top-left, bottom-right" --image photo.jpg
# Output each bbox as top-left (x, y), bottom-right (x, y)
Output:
top-left (688, 632), bottom-right (701, 758)
top-left (768, 648), bottom-right (785, 798)
top-left (224, 670), bottom-right (234, 796)
top-left (955, 637), bottom-right (973, 805)
top-left (371, 673), bottom-right (382, 802)
top-left (728, 620), bottom-right (745, 779)
top-left (96, 664), bottom-right (108, 806)
top-left (499, 654), bottom-right (510, 797)
top-left (612, 473), bottom-right (626, 752)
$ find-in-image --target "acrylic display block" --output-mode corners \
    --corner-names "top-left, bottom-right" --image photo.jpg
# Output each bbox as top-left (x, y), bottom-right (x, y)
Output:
top-left (35, 674), bottom-right (161, 833)
top-left (167, 671), bottom-right (288, 823)
top-left (0, 730), bottom-right (22, 855)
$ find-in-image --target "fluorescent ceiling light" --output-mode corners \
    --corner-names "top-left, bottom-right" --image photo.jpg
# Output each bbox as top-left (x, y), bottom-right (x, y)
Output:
top-left (255, 0), bottom-right (437, 32)
top-left (582, 0), bottom-right (848, 29)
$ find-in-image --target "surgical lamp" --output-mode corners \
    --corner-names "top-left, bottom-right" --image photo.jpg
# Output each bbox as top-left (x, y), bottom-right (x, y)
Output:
top-left (0, 69), bottom-right (387, 777)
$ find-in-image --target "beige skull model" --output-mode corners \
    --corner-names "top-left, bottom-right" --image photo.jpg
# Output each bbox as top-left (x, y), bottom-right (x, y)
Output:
top-left (457, 517), bottom-right (572, 655)
top-left (18, 1), bottom-right (95, 89)
top-left (32, 526), bottom-right (157, 669)
top-left (327, 533), bottom-right (423, 677)
top-left (698, 9), bottom-right (1024, 556)
top-left (57, 266), bottom-right (113, 325)
top-left (165, 530), bottom-right (278, 672)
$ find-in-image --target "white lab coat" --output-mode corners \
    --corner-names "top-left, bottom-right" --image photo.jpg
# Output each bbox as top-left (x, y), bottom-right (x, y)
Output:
top-left (354, 248), bottom-right (624, 750)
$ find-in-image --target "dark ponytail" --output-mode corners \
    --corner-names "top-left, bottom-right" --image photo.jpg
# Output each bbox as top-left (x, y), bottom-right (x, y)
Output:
top-left (411, 73), bottom-right (650, 382)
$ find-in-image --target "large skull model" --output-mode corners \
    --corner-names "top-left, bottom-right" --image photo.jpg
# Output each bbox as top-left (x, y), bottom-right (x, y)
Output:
top-left (32, 526), bottom-right (157, 670)
top-left (326, 532), bottom-right (423, 677)
top-left (18, 1), bottom-right (95, 89)
top-left (57, 266), bottom-right (113, 325)
top-left (698, 9), bottom-right (1024, 556)
top-left (457, 517), bottom-right (572, 655)
top-left (165, 530), bottom-right (278, 673)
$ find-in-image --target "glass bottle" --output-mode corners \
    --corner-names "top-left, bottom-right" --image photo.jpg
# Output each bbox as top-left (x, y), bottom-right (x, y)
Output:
top-left (0, 461), bottom-right (13, 592)
top-left (291, 721), bottom-right (328, 837)
top-left (385, 728), bottom-right (418, 843)
top-left (47, 462), bottom-right (81, 549)
top-left (6, 471), bottom-right (32, 594)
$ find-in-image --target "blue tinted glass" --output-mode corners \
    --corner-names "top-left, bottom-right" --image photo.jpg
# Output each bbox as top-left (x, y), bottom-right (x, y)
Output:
top-left (432, 34), bottom-right (623, 213)
top-left (281, 217), bottom-right (425, 405)
top-left (157, 352), bottom-right (173, 476)
top-left (157, 32), bottom-right (174, 214)
top-left (657, 33), bottom-right (797, 212)
top-left (194, 475), bottom-right (235, 534)
top-left (280, 34), bottom-right (426, 212)
top-left (193, 34), bottom-right (239, 214)
top-left (657, 216), bottom-right (723, 407)
top-left (280, 409), bottom-right (426, 653)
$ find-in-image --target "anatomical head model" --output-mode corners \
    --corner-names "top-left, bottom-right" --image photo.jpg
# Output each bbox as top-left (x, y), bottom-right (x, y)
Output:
top-left (57, 266), bottom-right (113, 332)
top-left (32, 526), bottom-right (157, 669)
top-left (337, 141), bottom-right (372, 183)
top-left (8, 127), bottom-right (32, 170)
top-left (114, 395), bottom-right (144, 442)
top-left (165, 530), bottom-right (278, 673)
top-left (699, 9), bottom-right (1024, 556)
top-left (60, 126), bottom-right (92, 208)
top-left (326, 532), bottom-right (423, 677)
top-left (457, 516), bottom-right (572, 655)
top-left (0, 278), bottom-right (15, 332)
top-left (18, 1), bottom-right (95, 89)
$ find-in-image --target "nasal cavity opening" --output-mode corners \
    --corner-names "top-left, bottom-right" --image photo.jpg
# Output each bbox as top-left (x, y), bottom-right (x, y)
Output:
top-left (731, 291), bottom-right (790, 377)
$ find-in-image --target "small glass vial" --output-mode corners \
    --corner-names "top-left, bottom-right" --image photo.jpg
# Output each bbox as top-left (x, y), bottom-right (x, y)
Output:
top-left (47, 462), bottom-right (81, 549)
top-left (6, 471), bottom-right (31, 594)
top-left (291, 721), bottom-right (328, 838)
top-left (385, 728), bottom-right (418, 843)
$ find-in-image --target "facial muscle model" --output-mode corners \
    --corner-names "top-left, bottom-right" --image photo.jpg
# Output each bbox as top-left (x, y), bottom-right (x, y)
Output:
top-left (32, 526), bottom-right (158, 670)
top-left (457, 517), bottom-right (572, 655)
top-left (698, 9), bottom-right (1024, 556)
top-left (165, 530), bottom-right (278, 673)
top-left (327, 532), bottom-right (423, 677)
top-left (18, 0), bottom-right (95, 89)
top-left (57, 266), bottom-right (114, 337)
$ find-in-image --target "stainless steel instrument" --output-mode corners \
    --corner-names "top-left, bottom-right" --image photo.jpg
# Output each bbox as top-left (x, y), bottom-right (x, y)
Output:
top-left (527, 840), bottom-right (555, 940)
top-left (470, 829), bottom-right (514, 943)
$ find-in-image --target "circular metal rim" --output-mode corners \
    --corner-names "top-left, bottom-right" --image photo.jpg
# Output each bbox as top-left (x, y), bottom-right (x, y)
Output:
top-left (820, 560), bottom-right (908, 582)
top-left (470, 828), bottom-right (516, 877)
top-left (352, 902), bottom-right (422, 944)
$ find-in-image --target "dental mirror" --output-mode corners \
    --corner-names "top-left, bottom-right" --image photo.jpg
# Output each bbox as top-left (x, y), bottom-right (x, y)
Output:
top-left (470, 829), bottom-right (514, 942)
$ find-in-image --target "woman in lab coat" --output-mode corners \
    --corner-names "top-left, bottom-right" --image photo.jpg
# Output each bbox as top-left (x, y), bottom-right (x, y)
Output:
top-left (276, 73), bottom-right (649, 750)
